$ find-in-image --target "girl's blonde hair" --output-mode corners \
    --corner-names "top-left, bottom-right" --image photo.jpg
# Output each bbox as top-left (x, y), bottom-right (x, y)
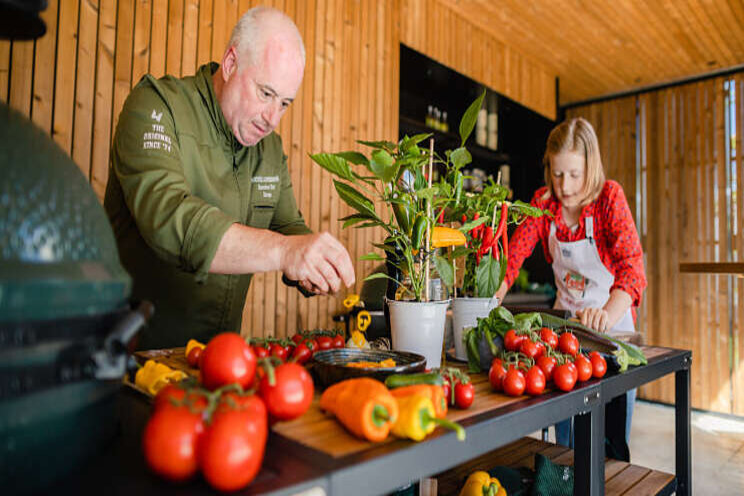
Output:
top-left (543, 117), bottom-right (606, 205)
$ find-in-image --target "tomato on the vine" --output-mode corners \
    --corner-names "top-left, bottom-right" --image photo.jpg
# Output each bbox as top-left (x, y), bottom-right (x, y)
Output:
top-left (558, 332), bottom-right (579, 356)
top-left (186, 346), bottom-right (202, 368)
top-left (488, 358), bottom-right (507, 391)
top-left (252, 345), bottom-right (269, 359)
top-left (153, 384), bottom-right (208, 414)
top-left (536, 355), bottom-right (557, 382)
top-left (270, 343), bottom-right (288, 362)
top-left (525, 366), bottom-right (546, 396)
top-left (519, 339), bottom-right (541, 360)
top-left (553, 363), bottom-right (577, 392)
top-left (453, 380), bottom-right (475, 409)
top-left (574, 354), bottom-right (593, 382)
top-left (291, 333), bottom-right (304, 345)
top-left (539, 327), bottom-right (559, 350)
top-left (502, 368), bottom-right (526, 396)
top-left (504, 329), bottom-right (526, 351)
top-left (332, 334), bottom-right (346, 349)
top-left (199, 401), bottom-right (267, 492)
top-left (290, 343), bottom-right (312, 365)
top-left (316, 336), bottom-right (333, 351)
top-left (259, 362), bottom-right (314, 420)
top-left (442, 376), bottom-right (451, 403)
top-left (590, 353), bottom-right (607, 378)
top-left (200, 333), bottom-right (257, 390)
top-left (142, 405), bottom-right (204, 482)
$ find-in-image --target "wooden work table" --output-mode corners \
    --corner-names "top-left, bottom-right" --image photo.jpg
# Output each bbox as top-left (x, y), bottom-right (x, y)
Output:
top-left (55, 346), bottom-right (692, 496)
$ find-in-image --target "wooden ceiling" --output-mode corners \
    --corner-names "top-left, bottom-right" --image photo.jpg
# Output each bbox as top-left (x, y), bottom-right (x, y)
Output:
top-left (443, 0), bottom-right (744, 106)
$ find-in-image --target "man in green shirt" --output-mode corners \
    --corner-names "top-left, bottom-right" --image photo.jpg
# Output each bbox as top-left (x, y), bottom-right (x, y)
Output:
top-left (105, 7), bottom-right (354, 349)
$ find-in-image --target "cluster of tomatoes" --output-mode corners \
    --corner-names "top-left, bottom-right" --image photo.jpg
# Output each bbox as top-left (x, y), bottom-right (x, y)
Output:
top-left (488, 327), bottom-right (608, 397)
top-left (246, 330), bottom-right (346, 365)
top-left (142, 333), bottom-right (315, 492)
top-left (440, 367), bottom-right (475, 409)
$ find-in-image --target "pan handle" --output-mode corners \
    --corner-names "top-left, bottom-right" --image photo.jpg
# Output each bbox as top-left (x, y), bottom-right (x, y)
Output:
top-left (92, 301), bottom-right (154, 380)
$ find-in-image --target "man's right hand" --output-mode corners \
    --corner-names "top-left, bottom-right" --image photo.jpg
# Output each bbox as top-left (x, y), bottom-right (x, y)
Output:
top-left (279, 232), bottom-right (355, 295)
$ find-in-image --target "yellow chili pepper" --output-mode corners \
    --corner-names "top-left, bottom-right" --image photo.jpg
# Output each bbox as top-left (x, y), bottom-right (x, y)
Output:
top-left (185, 339), bottom-right (205, 358)
top-left (134, 360), bottom-right (187, 396)
top-left (459, 471), bottom-right (506, 496)
top-left (431, 226), bottom-right (467, 248)
top-left (391, 394), bottom-right (465, 442)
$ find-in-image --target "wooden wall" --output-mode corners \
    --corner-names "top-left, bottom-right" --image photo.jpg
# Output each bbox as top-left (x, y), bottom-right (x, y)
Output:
top-left (0, 0), bottom-right (555, 340)
top-left (567, 73), bottom-right (744, 415)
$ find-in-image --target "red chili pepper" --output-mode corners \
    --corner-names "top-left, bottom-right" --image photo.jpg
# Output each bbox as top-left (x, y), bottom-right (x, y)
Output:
top-left (480, 226), bottom-right (494, 255)
top-left (476, 252), bottom-right (482, 265)
top-left (437, 209), bottom-right (445, 224)
top-left (461, 214), bottom-right (467, 225)
top-left (494, 202), bottom-right (508, 240)
top-left (502, 225), bottom-right (509, 261)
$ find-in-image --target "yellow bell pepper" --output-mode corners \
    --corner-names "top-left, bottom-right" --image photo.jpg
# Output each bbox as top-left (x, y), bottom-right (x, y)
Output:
top-left (134, 360), bottom-right (187, 396)
top-left (459, 471), bottom-right (506, 496)
top-left (185, 339), bottom-right (205, 358)
top-left (431, 226), bottom-right (467, 248)
top-left (391, 394), bottom-right (465, 442)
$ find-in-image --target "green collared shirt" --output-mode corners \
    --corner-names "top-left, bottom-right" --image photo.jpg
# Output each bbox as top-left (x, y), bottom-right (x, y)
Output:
top-left (104, 63), bottom-right (310, 349)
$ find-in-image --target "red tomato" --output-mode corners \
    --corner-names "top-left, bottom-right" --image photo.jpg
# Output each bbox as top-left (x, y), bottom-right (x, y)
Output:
top-left (186, 346), bottom-right (202, 368)
top-left (270, 343), bottom-right (288, 362)
top-left (259, 362), bottom-right (314, 420)
top-left (553, 363), bottom-right (577, 392)
top-left (442, 376), bottom-right (452, 405)
top-left (290, 343), bottom-right (313, 365)
top-left (504, 329), bottom-right (526, 351)
top-left (153, 385), bottom-right (208, 414)
top-left (590, 353), bottom-right (607, 378)
top-left (519, 339), bottom-right (541, 360)
top-left (199, 404), bottom-right (267, 491)
top-left (200, 333), bottom-right (257, 390)
top-left (332, 334), bottom-right (346, 349)
top-left (525, 366), bottom-right (546, 396)
top-left (316, 336), bottom-right (333, 351)
top-left (558, 332), bottom-right (579, 356)
top-left (488, 358), bottom-right (507, 391)
top-left (574, 354), bottom-right (593, 382)
top-left (291, 333), bottom-right (304, 345)
top-left (453, 380), bottom-right (475, 409)
top-left (252, 345), bottom-right (269, 359)
top-left (502, 369), bottom-right (526, 396)
top-left (539, 327), bottom-right (559, 350)
top-left (536, 355), bottom-right (557, 382)
top-left (565, 361), bottom-right (578, 382)
top-left (142, 405), bottom-right (204, 482)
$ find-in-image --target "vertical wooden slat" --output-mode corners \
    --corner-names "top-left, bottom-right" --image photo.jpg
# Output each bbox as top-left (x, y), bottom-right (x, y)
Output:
top-left (111, 0), bottom-right (135, 134)
top-left (734, 74), bottom-right (744, 415)
top-left (197, 0), bottom-right (214, 67)
top-left (31, 0), bottom-right (59, 133)
top-left (131, 0), bottom-right (152, 85)
top-left (181, 0), bottom-right (199, 75)
top-left (149, 0), bottom-right (167, 78)
top-left (72, 0), bottom-right (100, 179)
top-left (0, 40), bottom-right (10, 102)
top-left (52, 0), bottom-right (80, 156)
top-left (211, 0), bottom-right (227, 63)
top-left (90, 0), bottom-right (118, 199)
top-left (9, 40), bottom-right (35, 116)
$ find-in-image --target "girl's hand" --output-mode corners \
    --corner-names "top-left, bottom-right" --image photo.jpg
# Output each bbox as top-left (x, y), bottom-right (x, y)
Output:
top-left (576, 307), bottom-right (609, 333)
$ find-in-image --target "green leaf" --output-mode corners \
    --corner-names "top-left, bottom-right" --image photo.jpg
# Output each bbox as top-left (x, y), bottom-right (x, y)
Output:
top-left (369, 149), bottom-right (396, 182)
top-left (309, 153), bottom-right (354, 181)
top-left (475, 255), bottom-right (500, 298)
top-left (459, 217), bottom-right (489, 233)
top-left (450, 246), bottom-right (471, 259)
top-left (363, 272), bottom-right (399, 284)
top-left (464, 327), bottom-right (482, 373)
top-left (360, 252), bottom-right (386, 261)
top-left (333, 180), bottom-right (378, 219)
top-left (510, 200), bottom-right (546, 218)
top-left (434, 255), bottom-right (454, 287)
top-left (341, 214), bottom-right (372, 229)
top-left (358, 139), bottom-right (396, 152)
top-left (513, 312), bottom-right (542, 331)
top-left (459, 90), bottom-right (486, 146)
top-left (449, 147), bottom-right (472, 169)
top-left (336, 151), bottom-right (369, 167)
top-left (402, 133), bottom-right (433, 149)
top-left (415, 186), bottom-right (438, 203)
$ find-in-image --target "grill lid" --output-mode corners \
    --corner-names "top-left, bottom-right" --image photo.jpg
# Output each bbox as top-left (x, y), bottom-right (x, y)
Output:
top-left (0, 103), bottom-right (132, 322)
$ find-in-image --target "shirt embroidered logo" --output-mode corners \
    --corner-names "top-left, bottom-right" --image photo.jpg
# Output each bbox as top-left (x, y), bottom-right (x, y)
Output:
top-left (151, 109), bottom-right (163, 122)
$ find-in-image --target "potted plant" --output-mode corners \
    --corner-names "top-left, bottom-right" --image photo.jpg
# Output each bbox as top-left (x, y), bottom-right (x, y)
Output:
top-left (307, 95), bottom-right (487, 367)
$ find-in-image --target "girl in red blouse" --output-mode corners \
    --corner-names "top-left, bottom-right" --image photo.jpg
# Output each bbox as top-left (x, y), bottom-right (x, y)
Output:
top-left (495, 118), bottom-right (646, 456)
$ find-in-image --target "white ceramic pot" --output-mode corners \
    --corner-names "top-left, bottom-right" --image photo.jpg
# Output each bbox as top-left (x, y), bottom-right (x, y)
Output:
top-left (451, 297), bottom-right (500, 361)
top-left (386, 298), bottom-right (451, 369)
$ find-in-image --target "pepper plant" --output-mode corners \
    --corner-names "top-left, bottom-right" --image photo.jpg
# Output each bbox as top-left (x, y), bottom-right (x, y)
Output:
top-left (309, 93), bottom-right (488, 301)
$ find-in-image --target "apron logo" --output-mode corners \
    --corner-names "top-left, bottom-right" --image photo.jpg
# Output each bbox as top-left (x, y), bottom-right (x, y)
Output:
top-left (562, 248), bottom-right (572, 258)
top-left (564, 272), bottom-right (586, 299)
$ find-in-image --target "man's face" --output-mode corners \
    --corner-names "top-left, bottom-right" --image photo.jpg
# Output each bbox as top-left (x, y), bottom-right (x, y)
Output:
top-left (219, 39), bottom-right (304, 147)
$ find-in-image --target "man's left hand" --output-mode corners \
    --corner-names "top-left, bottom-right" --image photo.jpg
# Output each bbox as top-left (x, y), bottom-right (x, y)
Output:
top-left (576, 307), bottom-right (609, 333)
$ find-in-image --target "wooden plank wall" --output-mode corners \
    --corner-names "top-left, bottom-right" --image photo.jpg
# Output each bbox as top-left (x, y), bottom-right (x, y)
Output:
top-left (568, 74), bottom-right (744, 415)
top-left (0, 0), bottom-right (555, 341)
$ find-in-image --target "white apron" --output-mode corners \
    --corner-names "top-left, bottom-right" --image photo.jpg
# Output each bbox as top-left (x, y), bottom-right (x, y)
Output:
top-left (549, 217), bottom-right (635, 332)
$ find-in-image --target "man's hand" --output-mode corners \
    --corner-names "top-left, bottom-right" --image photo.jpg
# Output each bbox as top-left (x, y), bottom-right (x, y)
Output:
top-left (575, 307), bottom-right (609, 333)
top-left (279, 232), bottom-right (355, 295)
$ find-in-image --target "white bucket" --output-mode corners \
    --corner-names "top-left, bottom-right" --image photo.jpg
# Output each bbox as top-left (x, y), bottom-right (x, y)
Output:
top-left (451, 297), bottom-right (500, 361)
top-left (386, 298), bottom-right (451, 369)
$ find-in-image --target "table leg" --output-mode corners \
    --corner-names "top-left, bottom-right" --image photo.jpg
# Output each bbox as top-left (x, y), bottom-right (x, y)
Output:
top-left (574, 394), bottom-right (604, 496)
top-left (675, 362), bottom-right (692, 496)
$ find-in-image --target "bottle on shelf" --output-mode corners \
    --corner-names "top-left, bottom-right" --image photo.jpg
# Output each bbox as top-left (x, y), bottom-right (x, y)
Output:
top-left (476, 107), bottom-right (487, 147)
top-left (426, 105), bottom-right (434, 128)
top-left (441, 111), bottom-right (449, 133)
top-left (487, 94), bottom-right (498, 150)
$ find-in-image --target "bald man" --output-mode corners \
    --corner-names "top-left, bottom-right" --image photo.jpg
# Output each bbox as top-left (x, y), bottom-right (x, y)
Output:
top-left (105, 7), bottom-right (354, 349)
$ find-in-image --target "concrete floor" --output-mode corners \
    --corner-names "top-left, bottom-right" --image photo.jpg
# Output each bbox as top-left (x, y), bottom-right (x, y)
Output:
top-left (531, 400), bottom-right (744, 495)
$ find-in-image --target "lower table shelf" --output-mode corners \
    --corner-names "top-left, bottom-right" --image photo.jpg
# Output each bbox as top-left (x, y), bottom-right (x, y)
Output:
top-left (434, 437), bottom-right (676, 496)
